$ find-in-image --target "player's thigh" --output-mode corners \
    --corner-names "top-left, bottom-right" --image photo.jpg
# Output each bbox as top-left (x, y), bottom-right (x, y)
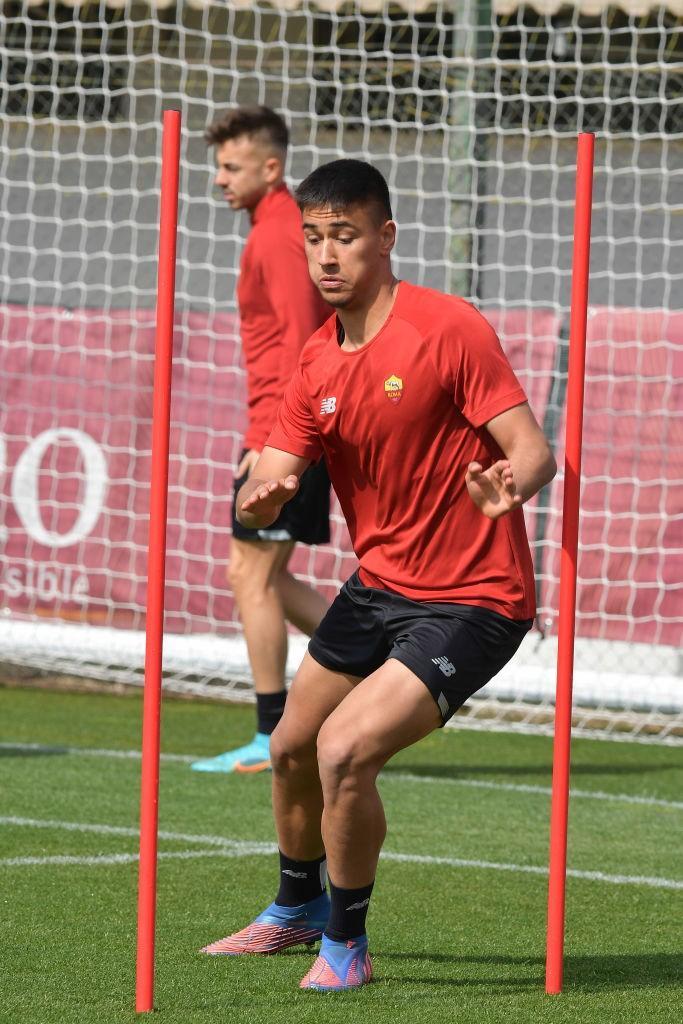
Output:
top-left (228, 536), bottom-right (294, 590)
top-left (389, 606), bottom-right (531, 723)
top-left (316, 659), bottom-right (441, 776)
top-left (272, 652), bottom-right (361, 761)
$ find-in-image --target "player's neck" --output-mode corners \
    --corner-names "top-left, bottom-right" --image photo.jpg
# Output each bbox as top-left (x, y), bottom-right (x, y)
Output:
top-left (337, 277), bottom-right (399, 350)
top-left (248, 179), bottom-right (286, 221)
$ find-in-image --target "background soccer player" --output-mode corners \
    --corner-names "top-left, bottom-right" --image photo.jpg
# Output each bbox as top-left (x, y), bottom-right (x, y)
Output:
top-left (191, 108), bottom-right (331, 775)
top-left (201, 160), bottom-right (557, 987)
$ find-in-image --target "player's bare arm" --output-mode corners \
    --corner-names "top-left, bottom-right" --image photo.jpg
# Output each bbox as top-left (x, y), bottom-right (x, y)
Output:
top-left (236, 448), bottom-right (261, 477)
top-left (467, 403), bottom-right (556, 520)
top-left (236, 445), bottom-right (311, 529)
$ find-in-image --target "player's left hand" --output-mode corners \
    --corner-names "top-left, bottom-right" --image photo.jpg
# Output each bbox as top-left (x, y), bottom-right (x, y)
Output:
top-left (465, 460), bottom-right (523, 519)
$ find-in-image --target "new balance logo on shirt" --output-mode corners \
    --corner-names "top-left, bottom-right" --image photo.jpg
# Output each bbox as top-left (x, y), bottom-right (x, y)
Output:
top-left (432, 656), bottom-right (456, 677)
top-left (320, 396), bottom-right (336, 415)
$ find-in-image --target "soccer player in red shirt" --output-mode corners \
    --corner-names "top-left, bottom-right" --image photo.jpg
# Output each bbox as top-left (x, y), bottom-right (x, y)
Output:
top-left (191, 108), bottom-right (331, 775)
top-left (201, 160), bottom-right (556, 988)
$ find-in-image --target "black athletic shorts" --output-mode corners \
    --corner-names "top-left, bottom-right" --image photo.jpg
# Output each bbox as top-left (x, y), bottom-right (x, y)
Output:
top-left (308, 571), bottom-right (532, 724)
top-left (231, 450), bottom-right (331, 545)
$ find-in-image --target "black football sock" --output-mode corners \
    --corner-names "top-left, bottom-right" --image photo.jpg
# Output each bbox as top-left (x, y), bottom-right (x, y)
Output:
top-left (275, 850), bottom-right (327, 907)
top-left (324, 878), bottom-right (374, 942)
top-left (255, 690), bottom-right (286, 736)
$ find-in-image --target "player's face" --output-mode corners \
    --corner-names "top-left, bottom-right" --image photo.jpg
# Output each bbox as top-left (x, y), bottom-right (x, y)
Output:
top-left (214, 137), bottom-right (280, 212)
top-left (301, 204), bottom-right (396, 309)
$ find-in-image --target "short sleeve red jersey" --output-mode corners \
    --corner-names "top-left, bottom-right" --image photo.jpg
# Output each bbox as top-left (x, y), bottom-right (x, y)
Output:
top-left (267, 281), bottom-right (536, 620)
top-left (237, 183), bottom-right (330, 450)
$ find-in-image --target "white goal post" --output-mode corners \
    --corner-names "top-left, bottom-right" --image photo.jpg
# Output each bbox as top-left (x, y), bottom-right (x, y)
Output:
top-left (0, 0), bottom-right (681, 742)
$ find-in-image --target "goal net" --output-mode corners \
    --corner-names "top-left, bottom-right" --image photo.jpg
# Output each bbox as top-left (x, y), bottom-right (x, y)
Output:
top-left (0, 0), bottom-right (681, 742)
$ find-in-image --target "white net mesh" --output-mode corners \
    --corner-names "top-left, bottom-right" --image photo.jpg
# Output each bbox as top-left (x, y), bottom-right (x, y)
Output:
top-left (0, 0), bottom-right (681, 741)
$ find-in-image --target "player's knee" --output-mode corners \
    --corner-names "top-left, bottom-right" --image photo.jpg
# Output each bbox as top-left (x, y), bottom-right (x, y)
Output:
top-left (227, 558), bottom-right (270, 601)
top-left (268, 727), bottom-right (288, 774)
top-left (316, 725), bottom-right (366, 787)
top-left (270, 723), bottom-right (317, 777)
top-left (226, 555), bottom-right (247, 592)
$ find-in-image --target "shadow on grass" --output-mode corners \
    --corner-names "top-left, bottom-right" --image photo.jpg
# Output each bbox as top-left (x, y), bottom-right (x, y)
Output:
top-left (564, 953), bottom-right (683, 991)
top-left (380, 951), bottom-right (683, 991)
top-left (384, 762), bottom-right (676, 781)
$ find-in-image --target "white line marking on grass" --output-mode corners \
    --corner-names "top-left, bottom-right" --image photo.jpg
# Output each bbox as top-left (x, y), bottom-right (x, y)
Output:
top-left (2, 816), bottom-right (682, 890)
top-left (0, 741), bottom-right (193, 763)
top-left (379, 852), bottom-right (683, 890)
top-left (1, 848), bottom-right (272, 867)
top-left (0, 816), bottom-right (273, 851)
top-left (3, 741), bottom-right (681, 812)
top-left (383, 772), bottom-right (683, 811)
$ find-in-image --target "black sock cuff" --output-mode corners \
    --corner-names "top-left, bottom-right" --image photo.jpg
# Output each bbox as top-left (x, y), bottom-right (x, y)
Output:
top-left (275, 850), bottom-right (327, 907)
top-left (325, 878), bottom-right (374, 942)
top-left (256, 690), bottom-right (286, 736)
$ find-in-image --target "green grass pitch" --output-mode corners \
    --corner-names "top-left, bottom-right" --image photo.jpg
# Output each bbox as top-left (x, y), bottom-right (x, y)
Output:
top-left (1, 686), bottom-right (681, 1024)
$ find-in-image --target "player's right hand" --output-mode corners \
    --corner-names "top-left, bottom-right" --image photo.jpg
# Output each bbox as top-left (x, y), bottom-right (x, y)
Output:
top-left (465, 459), bottom-right (522, 519)
top-left (239, 476), bottom-right (300, 523)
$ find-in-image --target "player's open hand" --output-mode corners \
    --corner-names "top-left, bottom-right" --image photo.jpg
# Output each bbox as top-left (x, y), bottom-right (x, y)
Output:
top-left (466, 460), bottom-right (523, 519)
top-left (239, 476), bottom-right (300, 522)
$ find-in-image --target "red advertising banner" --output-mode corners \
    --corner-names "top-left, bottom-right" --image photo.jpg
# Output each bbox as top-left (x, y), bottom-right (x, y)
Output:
top-left (1, 303), bottom-right (679, 647)
top-left (0, 305), bottom-right (246, 632)
top-left (542, 307), bottom-right (683, 645)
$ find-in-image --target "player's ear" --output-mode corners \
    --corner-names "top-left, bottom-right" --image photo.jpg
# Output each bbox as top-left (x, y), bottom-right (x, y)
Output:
top-left (264, 155), bottom-right (283, 184)
top-left (379, 220), bottom-right (396, 256)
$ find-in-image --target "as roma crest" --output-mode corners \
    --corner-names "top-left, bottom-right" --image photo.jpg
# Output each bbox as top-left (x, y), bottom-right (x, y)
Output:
top-left (384, 374), bottom-right (403, 404)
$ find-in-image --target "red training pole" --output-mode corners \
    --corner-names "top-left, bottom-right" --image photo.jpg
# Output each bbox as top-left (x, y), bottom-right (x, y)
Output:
top-left (545, 132), bottom-right (595, 995)
top-left (135, 109), bottom-right (181, 1014)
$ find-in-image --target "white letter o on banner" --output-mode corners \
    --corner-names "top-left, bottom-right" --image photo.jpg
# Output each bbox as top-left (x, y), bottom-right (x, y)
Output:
top-left (11, 428), bottom-right (108, 548)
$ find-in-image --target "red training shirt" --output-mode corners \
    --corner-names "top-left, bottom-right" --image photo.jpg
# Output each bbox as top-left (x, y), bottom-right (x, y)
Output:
top-left (237, 183), bottom-right (330, 450)
top-left (267, 281), bottom-right (536, 620)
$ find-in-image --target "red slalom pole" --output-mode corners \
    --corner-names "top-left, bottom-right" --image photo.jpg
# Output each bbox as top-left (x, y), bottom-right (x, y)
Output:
top-left (135, 109), bottom-right (181, 1014)
top-left (545, 132), bottom-right (595, 995)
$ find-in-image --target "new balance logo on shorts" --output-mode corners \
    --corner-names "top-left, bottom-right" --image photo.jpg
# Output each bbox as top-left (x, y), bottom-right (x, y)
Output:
top-left (431, 656), bottom-right (456, 677)
top-left (320, 396), bottom-right (336, 415)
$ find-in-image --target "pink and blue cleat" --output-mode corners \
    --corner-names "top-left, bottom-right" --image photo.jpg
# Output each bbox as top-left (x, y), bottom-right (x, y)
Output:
top-left (300, 934), bottom-right (373, 990)
top-left (200, 892), bottom-right (330, 955)
top-left (190, 732), bottom-right (271, 774)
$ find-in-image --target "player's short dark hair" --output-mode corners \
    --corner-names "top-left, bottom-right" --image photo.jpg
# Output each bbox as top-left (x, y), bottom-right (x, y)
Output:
top-left (205, 106), bottom-right (289, 153)
top-left (295, 159), bottom-right (393, 224)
